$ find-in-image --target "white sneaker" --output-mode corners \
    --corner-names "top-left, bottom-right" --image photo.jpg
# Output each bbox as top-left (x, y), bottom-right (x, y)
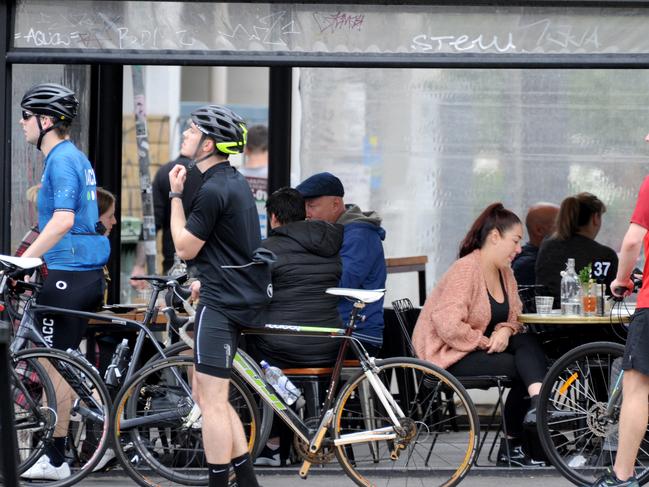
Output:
top-left (21, 455), bottom-right (71, 480)
top-left (92, 448), bottom-right (116, 472)
top-left (253, 445), bottom-right (281, 467)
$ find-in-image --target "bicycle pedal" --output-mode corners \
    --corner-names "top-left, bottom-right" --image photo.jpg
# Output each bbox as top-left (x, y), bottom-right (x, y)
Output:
top-left (298, 459), bottom-right (312, 478)
top-left (390, 443), bottom-right (405, 461)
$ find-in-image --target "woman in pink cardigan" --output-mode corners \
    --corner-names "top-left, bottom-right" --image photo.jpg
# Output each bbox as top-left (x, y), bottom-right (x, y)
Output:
top-left (412, 203), bottom-right (547, 467)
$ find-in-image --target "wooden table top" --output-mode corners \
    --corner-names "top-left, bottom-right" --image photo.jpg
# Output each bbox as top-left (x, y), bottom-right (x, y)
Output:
top-left (518, 308), bottom-right (633, 325)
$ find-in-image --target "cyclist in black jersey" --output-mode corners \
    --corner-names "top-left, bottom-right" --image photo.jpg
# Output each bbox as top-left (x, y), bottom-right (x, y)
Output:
top-left (169, 105), bottom-right (265, 487)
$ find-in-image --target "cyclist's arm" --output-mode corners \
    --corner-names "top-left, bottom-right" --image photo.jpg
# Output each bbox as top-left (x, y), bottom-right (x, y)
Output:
top-left (611, 222), bottom-right (647, 294)
top-left (169, 164), bottom-right (206, 260)
top-left (170, 197), bottom-right (205, 260)
top-left (21, 211), bottom-right (74, 258)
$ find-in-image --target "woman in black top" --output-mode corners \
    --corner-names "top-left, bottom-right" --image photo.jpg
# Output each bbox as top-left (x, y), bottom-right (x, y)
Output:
top-left (536, 192), bottom-right (618, 305)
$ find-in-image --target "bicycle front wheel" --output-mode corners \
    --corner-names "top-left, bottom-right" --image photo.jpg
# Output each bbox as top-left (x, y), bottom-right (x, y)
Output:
top-left (333, 357), bottom-right (479, 487)
top-left (14, 347), bottom-right (112, 487)
top-left (113, 355), bottom-right (259, 487)
top-left (12, 354), bottom-right (57, 473)
top-left (537, 341), bottom-right (649, 486)
top-left (145, 344), bottom-right (273, 460)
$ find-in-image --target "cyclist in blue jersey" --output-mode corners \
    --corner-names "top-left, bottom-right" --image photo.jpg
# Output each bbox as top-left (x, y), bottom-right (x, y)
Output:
top-left (18, 83), bottom-right (110, 481)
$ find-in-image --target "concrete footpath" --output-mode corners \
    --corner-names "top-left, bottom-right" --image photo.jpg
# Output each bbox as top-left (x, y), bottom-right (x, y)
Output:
top-left (79, 469), bottom-right (575, 486)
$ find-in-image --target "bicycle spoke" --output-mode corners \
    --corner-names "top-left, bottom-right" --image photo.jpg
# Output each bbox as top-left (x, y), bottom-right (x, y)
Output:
top-left (333, 359), bottom-right (478, 487)
top-left (536, 343), bottom-right (649, 486)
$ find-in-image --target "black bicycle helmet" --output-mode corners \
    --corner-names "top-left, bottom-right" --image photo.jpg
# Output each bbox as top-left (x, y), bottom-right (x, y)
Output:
top-left (21, 83), bottom-right (78, 121)
top-left (190, 105), bottom-right (247, 155)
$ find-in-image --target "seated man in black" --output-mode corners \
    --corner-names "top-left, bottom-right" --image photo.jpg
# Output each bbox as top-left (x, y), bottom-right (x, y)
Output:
top-left (248, 186), bottom-right (343, 368)
top-left (246, 187), bottom-right (344, 466)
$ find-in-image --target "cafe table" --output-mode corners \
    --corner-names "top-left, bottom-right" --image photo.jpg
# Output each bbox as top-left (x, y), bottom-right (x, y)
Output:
top-left (85, 306), bottom-right (174, 359)
top-left (518, 306), bottom-right (634, 325)
top-left (88, 305), bottom-right (170, 330)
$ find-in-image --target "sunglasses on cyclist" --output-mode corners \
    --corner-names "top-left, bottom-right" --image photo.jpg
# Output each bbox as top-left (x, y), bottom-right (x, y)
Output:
top-left (21, 110), bottom-right (35, 121)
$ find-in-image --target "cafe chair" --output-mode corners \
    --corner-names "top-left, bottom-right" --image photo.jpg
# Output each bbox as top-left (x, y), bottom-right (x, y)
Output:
top-left (391, 298), bottom-right (513, 466)
top-left (517, 284), bottom-right (540, 314)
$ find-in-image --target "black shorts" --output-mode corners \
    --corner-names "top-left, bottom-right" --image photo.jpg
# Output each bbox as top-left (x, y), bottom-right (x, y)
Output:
top-left (622, 308), bottom-right (649, 376)
top-left (35, 269), bottom-right (104, 351)
top-left (194, 305), bottom-right (240, 379)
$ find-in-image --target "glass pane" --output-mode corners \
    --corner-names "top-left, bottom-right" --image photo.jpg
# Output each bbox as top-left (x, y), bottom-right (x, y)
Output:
top-left (13, 1), bottom-right (649, 54)
top-left (297, 68), bottom-right (649, 302)
top-left (120, 66), bottom-right (269, 302)
top-left (10, 65), bottom-right (91, 253)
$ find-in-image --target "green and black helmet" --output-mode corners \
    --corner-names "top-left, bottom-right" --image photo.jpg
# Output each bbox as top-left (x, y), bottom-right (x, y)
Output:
top-left (190, 105), bottom-right (247, 155)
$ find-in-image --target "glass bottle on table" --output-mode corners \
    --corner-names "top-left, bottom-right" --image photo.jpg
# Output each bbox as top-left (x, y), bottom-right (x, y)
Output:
top-left (560, 258), bottom-right (581, 315)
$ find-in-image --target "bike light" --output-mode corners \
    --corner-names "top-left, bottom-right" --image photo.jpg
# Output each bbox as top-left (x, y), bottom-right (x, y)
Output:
top-left (0, 303), bottom-right (5, 312)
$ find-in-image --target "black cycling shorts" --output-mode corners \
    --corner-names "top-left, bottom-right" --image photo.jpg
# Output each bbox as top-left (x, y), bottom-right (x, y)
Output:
top-left (194, 305), bottom-right (240, 379)
top-left (622, 308), bottom-right (649, 377)
top-left (35, 269), bottom-right (104, 352)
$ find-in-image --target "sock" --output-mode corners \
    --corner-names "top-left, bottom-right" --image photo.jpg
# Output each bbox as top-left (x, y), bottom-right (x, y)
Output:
top-left (231, 453), bottom-right (260, 487)
top-left (529, 394), bottom-right (539, 410)
top-left (47, 437), bottom-right (67, 467)
top-left (208, 462), bottom-right (230, 487)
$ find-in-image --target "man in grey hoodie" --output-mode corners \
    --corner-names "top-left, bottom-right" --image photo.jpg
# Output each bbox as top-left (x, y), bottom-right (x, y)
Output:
top-left (296, 172), bottom-right (387, 355)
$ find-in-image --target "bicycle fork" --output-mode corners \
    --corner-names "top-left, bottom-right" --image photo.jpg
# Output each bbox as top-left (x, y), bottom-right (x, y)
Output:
top-left (605, 368), bottom-right (624, 421)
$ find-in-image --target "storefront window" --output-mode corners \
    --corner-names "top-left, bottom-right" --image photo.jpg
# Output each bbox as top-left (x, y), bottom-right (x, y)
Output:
top-left (10, 65), bottom-right (91, 252)
top-left (298, 68), bottom-right (649, 300)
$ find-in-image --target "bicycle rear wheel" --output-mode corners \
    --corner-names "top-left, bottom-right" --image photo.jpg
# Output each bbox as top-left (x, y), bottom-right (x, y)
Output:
top-left (145, 343), bottom-right (272, 460)
top-left (537, 341), bottom-right (649, 486)
top-left (14, 348), bottom-right (112, 487)
top-left (113, 355), bottom-right (259, 487)
top-left (12, 354), bottom-right (57, 473)
top-left (333, 357), bottom-right (479, 487)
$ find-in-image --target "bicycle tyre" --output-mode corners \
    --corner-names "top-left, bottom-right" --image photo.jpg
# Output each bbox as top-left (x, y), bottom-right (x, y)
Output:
top-left (537, 341), bottom-right (649, 486)
top-left (145, 342), bottom-right (272, 460)
top-left (333, 357), bottom-right (479, 487)
top-left (14, 347), bottom-right (112, 487)
top-left (112, 355), bottom-right (260, 487)
top-left (12, 354), bottom-right (57, 473)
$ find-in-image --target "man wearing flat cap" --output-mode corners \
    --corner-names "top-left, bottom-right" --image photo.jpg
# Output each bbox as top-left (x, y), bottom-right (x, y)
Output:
top-left (296, 172), bottom-right (387, 355)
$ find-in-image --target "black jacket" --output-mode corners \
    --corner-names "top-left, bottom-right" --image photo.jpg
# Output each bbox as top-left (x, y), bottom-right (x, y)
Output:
top-left (249, 220), bottom-right (344, 367)
top-left (152, 156), bottom-right (202, 273)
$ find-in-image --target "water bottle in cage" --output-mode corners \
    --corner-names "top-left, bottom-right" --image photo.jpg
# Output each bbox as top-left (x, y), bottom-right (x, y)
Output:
top-left (104, 339), bottom-right (131, 387)
top-left (260, 360), bottom-right (302, 405)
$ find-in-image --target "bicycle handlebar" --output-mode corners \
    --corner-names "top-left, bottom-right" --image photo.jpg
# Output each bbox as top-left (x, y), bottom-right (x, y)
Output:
top-left (612, 273), bottom-right (643, 301)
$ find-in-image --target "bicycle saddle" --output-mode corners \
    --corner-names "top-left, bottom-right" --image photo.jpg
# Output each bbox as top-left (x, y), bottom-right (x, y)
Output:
top-left (131, 274), bottom-right (188, 286)
top-left (326, 288), bottom-right (385, 303)
top-left (0, 254), bottom-right (43, 270)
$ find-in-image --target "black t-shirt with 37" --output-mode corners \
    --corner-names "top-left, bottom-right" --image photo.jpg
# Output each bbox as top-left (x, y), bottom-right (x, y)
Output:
top-left (535, 234), bottom-right (618, 306)
top-left (185, 161), bottom-right (263, 325)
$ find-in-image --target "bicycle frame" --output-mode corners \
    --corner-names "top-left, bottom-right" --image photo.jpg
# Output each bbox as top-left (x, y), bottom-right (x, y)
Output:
top-left (2, 272), bottom-right (189, 395)
top-left (235, 301), bottom-right (407, 477)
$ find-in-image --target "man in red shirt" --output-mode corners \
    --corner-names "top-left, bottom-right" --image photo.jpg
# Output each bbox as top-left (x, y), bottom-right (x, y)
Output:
top-left (590, 135), bottom-right (649, 487)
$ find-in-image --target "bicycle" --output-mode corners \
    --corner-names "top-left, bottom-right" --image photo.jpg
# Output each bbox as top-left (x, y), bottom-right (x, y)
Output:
top-left (536, 280), bottom-right (648, 486)
top-left (112, 287), bottom-right (480, 487)
top-left (0, 255), bottom-right (257, 486)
